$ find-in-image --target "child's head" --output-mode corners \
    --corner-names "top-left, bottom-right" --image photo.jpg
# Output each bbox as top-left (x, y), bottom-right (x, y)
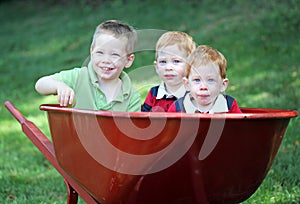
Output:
top-left (91, 20), bottom-right (137, 54)
top-left (90, 20), bottom-right (137, 81)
top-left (154, 31), bottom-right (196, 89)
top-left (155, 31), bottom-right (196, 60)
top-left (183, 45), bottom-right (229, 109)
top-left (185, 45), bottom-right (227, 79)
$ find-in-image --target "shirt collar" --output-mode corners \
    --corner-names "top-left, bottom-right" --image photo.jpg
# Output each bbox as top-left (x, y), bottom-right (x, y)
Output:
top-left (115, 71), bottom-right (131, 101)
top-left (88, 61), bottom-right (99, 85)
top-left (156, 82), bottom-right (186, 99)
top-left (183, 93), bottom-right (229, 114)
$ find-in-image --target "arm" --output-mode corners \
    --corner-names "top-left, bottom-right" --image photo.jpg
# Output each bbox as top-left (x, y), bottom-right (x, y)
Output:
top-left (229, 100), bottom-right (242, 113)
top-left (35, 76), bottom-right (75, 106)
top-left (141, 89), bottom-right (155, 112)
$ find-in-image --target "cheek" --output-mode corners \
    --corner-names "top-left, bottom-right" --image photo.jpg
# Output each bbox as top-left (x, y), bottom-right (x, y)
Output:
top-left (113, 57), bottom-right (127, 67)
top-left (91, 56), bottom-right (98, 67)
top-left (175, 66), bottom-right (185, 76)
top-left (207, 84), bottom-right (221, 94)
top-left (115, 59), bottom-right (123, 66)
top-left (189, 87), bottom-right (199, 98)
top-left (91, 55), bottom-right (102, 63)
top-left (155, 66), bottom-right (164, 75)
top-left (190, 84), bottom-right (199, 93)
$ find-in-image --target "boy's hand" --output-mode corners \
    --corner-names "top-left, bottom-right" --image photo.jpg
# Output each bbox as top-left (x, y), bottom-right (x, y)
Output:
top-left (56, 84), bottom-right (75, 107)
top-left (35, 76), bottom-right (75, 107)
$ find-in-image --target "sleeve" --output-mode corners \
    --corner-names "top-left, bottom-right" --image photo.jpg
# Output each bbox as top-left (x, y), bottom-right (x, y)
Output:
top-left (167, 102), bottom-right (177, 112)
top-left (127, 89), bottom-right (142, 112)
top-left (51, 68), bottom-right (81, 89)
top-left (229, 100), bottom-right (242, 113)
top-left (141, 88), bottom-right (155, 112)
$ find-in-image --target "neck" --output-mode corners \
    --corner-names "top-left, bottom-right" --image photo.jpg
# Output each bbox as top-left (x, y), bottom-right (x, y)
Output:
top-left (99, 77), bottom-right (121, 87)
top-left (165, 83), bottom-right (183, 95)
top-left (98, 77), bottom-right (122, 103)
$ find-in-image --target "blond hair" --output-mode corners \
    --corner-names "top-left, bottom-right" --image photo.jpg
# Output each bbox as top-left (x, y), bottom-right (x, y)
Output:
top-left (91, 20), bottom-right (137, 54)
top-left (155, 31), bottom-right (196, 59)
top-left (185, 45), bottom-right (227, 79)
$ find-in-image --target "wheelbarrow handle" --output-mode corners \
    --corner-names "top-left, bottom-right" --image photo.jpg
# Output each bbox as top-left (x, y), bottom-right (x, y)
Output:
top-left (4, 100), bottom-right (98, 204)
top-left (4, 101), bottom-right (26, 124)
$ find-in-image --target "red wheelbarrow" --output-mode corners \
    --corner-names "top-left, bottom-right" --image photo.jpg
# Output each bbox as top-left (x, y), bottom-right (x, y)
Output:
top-left (4, 101), bottom-right (298, 204)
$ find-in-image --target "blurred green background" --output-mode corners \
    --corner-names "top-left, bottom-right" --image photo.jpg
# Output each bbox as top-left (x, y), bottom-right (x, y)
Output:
top-left (0, 0), bottom-right (299, 203)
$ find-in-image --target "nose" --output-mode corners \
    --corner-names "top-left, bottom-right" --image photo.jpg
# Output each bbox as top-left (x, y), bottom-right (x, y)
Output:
top-left (165, 62), bottom-right (173, 71)
top-left (199, 81), bottom-right (208, 90)
top-left (101, 54), bottom-right (112, 64)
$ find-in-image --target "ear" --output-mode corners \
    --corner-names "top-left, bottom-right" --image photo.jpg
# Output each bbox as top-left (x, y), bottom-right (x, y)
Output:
top-left (90, 47), bottom-right (93, 56)
top-left (124, 54), bottom-right (135, 68)
top-left (154, 60), bottom-right (160, 75)
top-left (154, 60), bottom-right (157, 68)
top-left (220, 78), bottom-right (229, 92)
top-left (183, 77), bottom-right (190, 92)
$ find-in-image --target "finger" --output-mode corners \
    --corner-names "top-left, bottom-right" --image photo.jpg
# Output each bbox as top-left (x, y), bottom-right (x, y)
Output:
top-left (58, 90), bottom-right (69, 107)
top-left (57, 90), bottom-right (63, 106)
top-left (62, 92), bottom-right (70, 106)
top-left (68, 90), bottom-right (75, 105)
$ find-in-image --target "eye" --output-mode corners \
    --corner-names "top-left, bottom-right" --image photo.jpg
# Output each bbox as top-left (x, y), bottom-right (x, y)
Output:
top-left (207, 78), bottom-right (215, 83)
top-left (193, 78), bottom-right (201, 83)
top-left (112, 53), bottom-right (120, 57)
top-left (96, 51), bottom-right (104, 55)
top-left (159, 60), bottom-right (167, 65)
top-left (173, 59), bottom-right (182, 65)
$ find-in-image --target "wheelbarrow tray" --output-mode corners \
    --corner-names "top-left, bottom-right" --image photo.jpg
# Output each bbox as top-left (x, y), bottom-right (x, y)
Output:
top-left (39, 104), bottom-right (297, 204)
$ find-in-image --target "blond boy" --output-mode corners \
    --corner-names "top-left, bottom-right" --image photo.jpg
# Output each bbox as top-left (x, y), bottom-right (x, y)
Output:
top-left (141, 31), bottom-right (196, 112)
top-left (168, 45), bottom-right (242, 113)
top-left (35, 20), bottom-right (141, 111)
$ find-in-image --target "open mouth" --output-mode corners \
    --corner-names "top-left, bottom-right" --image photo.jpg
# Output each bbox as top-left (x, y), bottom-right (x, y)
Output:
top-left (101, 67), bottom-right (115, 71)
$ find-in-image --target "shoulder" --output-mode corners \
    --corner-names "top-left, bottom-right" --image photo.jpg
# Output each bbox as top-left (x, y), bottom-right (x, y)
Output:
top-left (223, 94), bottom-right (242, 113)
top-left (175, 97), bottom-right (185, 112)
top-left (145, 85), bottom-right (160, 100)
top-left (53, 68), bottom-right (82, 75)
top-left (119, 72), bottom-right (135, 93)
top-left (150, 85), bottom-right (159, 96)
top-left (223, 94), bottom-right (235, 108)
top-left (167, 97), bottom-right (184, 112)
top-left (51, 67), bottom-right (81, 84)
top-left (224, 94), bottom-right (235, 102)
top-left (119, 71), bottom-right (131, 87)
top-left (141, 85), bottom-right (159, 112)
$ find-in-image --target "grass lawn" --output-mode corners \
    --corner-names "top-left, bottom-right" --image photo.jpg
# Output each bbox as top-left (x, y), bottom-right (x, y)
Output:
top-left (1, 0), bottom-right (299, 203)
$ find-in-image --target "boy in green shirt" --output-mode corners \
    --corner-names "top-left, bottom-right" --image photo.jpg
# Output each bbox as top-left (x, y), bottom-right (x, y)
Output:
top-left (35, 20), bottom-right (141, 111)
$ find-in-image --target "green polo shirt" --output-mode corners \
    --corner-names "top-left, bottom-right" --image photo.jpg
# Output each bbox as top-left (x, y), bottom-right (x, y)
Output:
top-left (51, 62), bottom-right (141, 112)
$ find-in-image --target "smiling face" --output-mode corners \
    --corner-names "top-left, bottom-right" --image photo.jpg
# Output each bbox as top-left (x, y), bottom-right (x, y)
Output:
top-left (184, 63), bottom-right (228, 110)
top-left (155, 45), bottom-right (188, 88)
top-left (90, 33), bottom-right (134, 81)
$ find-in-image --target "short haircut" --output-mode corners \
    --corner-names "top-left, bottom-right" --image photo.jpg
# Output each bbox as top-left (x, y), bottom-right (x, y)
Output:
top-left (155, 31), bottom-right (196, 59)
top-left (185, 45), bottom-right (227, 79)
top-left (91, 20), bottom-right (137, 54)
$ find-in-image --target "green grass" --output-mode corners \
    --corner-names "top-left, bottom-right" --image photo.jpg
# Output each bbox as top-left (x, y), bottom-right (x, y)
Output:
top-left (0, 0), bottom-right (299, 203)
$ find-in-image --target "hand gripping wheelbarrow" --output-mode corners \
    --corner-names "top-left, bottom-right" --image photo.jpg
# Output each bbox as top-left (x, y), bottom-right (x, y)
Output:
top-left (5, 101), bottom-right (298, 204)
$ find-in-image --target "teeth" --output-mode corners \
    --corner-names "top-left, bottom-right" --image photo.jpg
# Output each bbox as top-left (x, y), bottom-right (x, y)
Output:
top-left (102, 67), bottom-right (114, 71)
